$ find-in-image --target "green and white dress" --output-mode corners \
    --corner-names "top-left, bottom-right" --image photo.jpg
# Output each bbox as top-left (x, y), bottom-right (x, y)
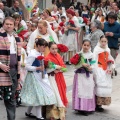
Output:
top-left (20, 49), bottom-right (56, 106)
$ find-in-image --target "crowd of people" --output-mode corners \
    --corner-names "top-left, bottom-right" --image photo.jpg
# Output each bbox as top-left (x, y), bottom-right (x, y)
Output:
top-left (0, 0), bottom-right (120, 120)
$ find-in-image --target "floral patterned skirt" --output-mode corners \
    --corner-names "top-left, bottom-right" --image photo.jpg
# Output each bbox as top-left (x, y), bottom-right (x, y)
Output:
top-left (20, 72), bottom-right (56, 106)
top-left (96, 96), bottom-right (111, 105)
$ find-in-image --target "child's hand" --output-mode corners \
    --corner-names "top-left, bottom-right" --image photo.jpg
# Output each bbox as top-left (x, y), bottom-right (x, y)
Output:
top-left (107, 70), bottom-right (112, 74)
top-left (36, 66), bottom-right (44, 71)
top-left (88, 66), bottom-right (92, 71)
top-left (56, 65), bottom-right (62, 70)
top-left (54, 70), bottom-right (60, 73)
top-left (82, 63), bottom-right (90, 68)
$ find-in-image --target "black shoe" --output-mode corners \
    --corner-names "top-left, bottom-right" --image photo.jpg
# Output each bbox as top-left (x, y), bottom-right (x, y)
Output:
top-left (66, 62), bottom-right (71, 65)
top-left (115, 70), bottom-right (117, 76)
top-left (36, 117), bottom-right (45, 120)
top-left (81, 111), bottom-right (88, 116)
top-left (25, 112), bottom-right (36, 118)
top-left (95, 106), bottom-right (104, 112)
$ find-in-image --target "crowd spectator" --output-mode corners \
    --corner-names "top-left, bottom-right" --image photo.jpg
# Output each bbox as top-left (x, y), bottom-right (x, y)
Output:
top-left (56, 0), bottom-right (64, 8)
top-left (0, 2), bottom-right (11, 17)
top-left (103, 12), bottom-right (120, 59)
top-left (10, 0), bottom-right (24, 19)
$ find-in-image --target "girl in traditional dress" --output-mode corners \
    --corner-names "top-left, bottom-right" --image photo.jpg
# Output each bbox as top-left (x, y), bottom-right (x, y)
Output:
top-left (21, 38), bottom-right (56, 120)
top-left (62, 9), bottom-right (80, 64)
top-left (81, 6), bottom-right (89, 18)
top-left (45, 42), bottom-right (68, 120)
top-left (93, 36), bottom-right (115, 112)
top-left (72, 40), bottom-right (95, 116)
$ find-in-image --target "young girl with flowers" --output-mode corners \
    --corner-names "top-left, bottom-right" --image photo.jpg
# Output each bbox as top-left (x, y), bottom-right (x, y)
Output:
top-left (21, 38), bottom-right (56, 120)
top-left (93, 36), bottom-right (115, 112)
top-left (72, 40), bottom-right (95, 116)
top-left (45, 42), bottom-right (68, 120)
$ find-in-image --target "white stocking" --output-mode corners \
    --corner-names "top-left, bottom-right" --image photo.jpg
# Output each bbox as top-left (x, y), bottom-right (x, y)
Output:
top-left (27, 106), bottom-right (33, 114)
top-left (36, 106), bottom-right (43, 119)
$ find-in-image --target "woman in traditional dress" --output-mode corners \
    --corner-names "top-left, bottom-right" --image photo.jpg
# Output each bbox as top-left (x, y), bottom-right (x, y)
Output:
top-left (95, 9), bottom-right (105, 23)
top-left (62, 9), bottom-right (80, 64)
top-left (42, 9), bottom-right (59, 32)
top-left (21, 38), bottom-right (56, 120)
top-left (45, 42), bottom-right (68, 120)
top-left (72, 40), bottom-right (95, 116)
top-left (93, 36), bottom-right (115, 112)
top-left (12, 13), bottom-right (29, 41)
top-left (51, 5), bottom-right (59, 16)
top-left (27, 20), bottom-right (59, 56)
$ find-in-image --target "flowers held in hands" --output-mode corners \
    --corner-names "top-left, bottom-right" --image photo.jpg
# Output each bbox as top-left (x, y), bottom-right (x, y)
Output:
top-left (57, 44), bottom-right (68, 54)
top-left (68, 20), bottom-right (74, 25)
top-left (107, 60), bottom-right (114, 74)
top-left (36, 56), bottom-right (44, 71)
top-left (70, 53), bottom-right (96, 71)
top-left (45, 60), bottom-right (67, 73)
top-left (70, 54), bottom-right (80, 65)
top-left (36, 56), bottom-right (44, 60)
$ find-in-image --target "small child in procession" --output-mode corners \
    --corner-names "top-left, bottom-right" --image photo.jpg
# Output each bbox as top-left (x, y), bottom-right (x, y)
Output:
top-left (16, 38), bottom-right (27, 107)
top-left (93, 36), bottom-right (115, 112)
top-left (45, 42), bottom-right (68, 120)
top-left (72, 40), bottom-right (95, 116)
top-left (20, 38), bottom-right (56, 120)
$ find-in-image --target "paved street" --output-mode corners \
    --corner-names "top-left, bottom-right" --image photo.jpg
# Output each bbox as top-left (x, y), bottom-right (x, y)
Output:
top-left (1, 54), bottom-right (120, 120)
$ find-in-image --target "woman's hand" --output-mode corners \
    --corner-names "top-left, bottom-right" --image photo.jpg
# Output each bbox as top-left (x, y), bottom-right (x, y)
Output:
top-left (67, 25), bottom-right (71, 29)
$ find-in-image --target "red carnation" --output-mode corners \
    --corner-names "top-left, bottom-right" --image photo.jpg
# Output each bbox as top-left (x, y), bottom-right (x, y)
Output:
top-left (57, 44), bottom-right (68, 53)
top-left (44, 59), bottom-right (48, 67)
top-left (69, 20), bottom-right (74, 25)
top-left (59, 22), bottom-right (64, 27)
top-left (37, 56), bottom-right (44, 60)
top-left (70, 54), bottom-right (80, 65)
top-left (32, 10), bottom-right (37, 13)
top-left (107, 60), bottom-right (114, 64)
top-left (83, 17), bottom-right (89, 25)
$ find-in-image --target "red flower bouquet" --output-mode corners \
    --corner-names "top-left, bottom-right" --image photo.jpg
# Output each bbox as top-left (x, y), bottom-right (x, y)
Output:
top-left (37, 56), bottom-right (44, 60)
top-left (57, 44), bottom-right (68, 54)
top-left (69, 20), bottom-right (74, 25)
top-left (32, 10), bottom-right (37, 13)
top-left (59, 22), bottom-right (64, 27)
top-left (70, 54), bottom-right (81, 65)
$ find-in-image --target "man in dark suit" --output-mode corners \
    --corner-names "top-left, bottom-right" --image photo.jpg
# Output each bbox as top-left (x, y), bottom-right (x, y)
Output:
top-left (10, 0), bottom-right (24, 19)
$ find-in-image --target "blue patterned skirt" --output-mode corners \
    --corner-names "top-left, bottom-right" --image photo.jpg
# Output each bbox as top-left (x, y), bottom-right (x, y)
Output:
top-left (20, 72), bottom-right (56, 106)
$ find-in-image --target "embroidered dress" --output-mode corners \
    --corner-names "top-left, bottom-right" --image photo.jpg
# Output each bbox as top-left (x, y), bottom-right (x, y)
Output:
top-left (72, 51), bottom-right (95, 111)
top-left (93, 43), bottom-right (115, 105)
top-left (20, 49), bottom-right (56, 106)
